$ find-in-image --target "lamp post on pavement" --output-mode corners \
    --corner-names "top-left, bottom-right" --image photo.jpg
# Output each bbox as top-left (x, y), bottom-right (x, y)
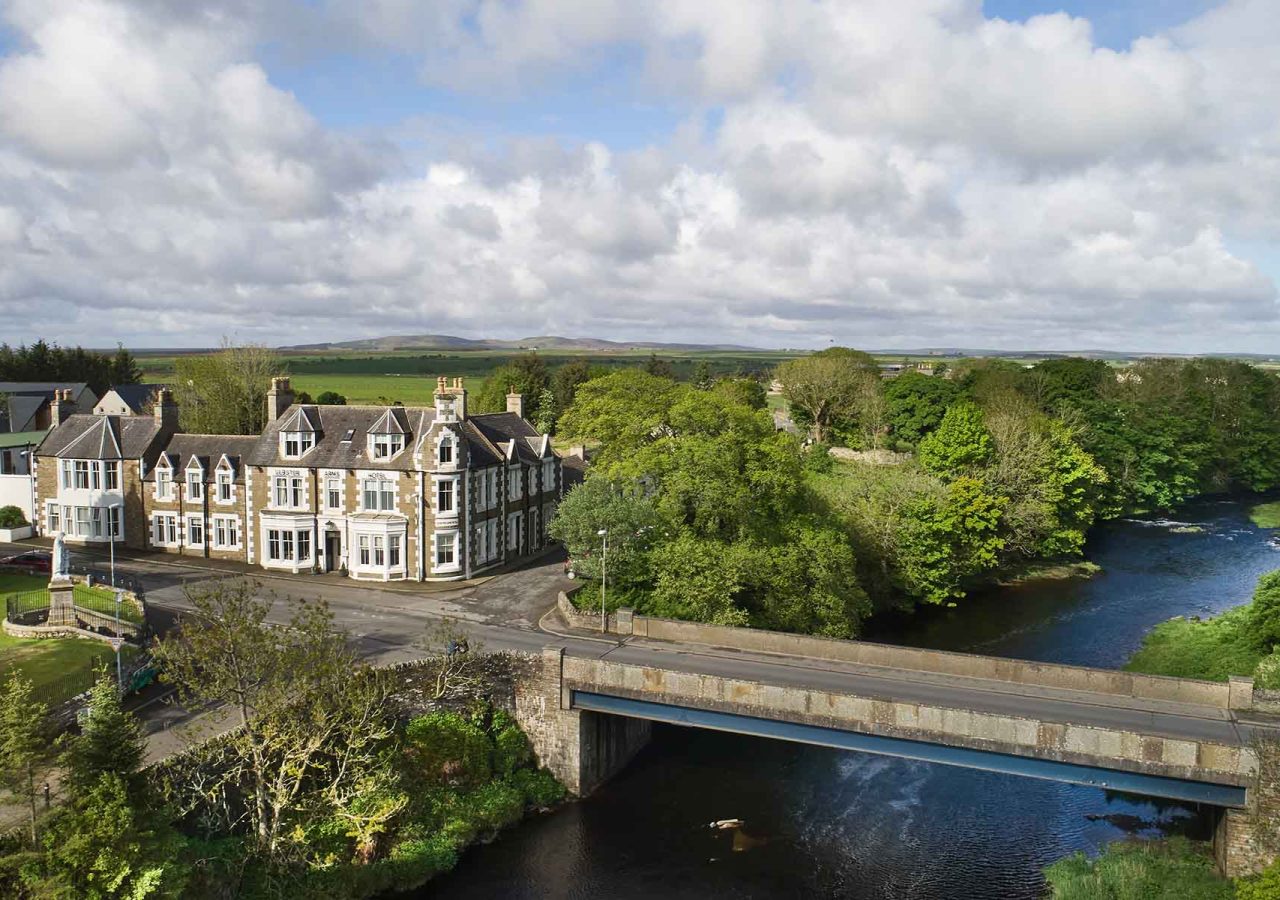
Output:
top-left (597, 528), bottom-right (608, 633)
top-left (114, 588), bottom-right (123, 694)
top-left (108, 502), bottom-right (122, 587)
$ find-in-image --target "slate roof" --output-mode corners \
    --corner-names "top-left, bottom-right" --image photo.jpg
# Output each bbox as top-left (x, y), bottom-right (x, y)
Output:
top-left (248, 404), bottom-right (437, 470)
top-left (468, 412), bottom-right (554, 464)
top-left (0, 382), bottom-right (93, 432)
top-left (36, 414), bottom-right (168, 461)
top-left (148, 434), bottom-right (259, 483)
top-left (100, 383), bottom-right (166, 414)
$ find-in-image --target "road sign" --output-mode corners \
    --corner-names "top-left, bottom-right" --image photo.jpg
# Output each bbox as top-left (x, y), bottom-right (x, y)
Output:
top-left (109, 637), bottom-right (124, 652)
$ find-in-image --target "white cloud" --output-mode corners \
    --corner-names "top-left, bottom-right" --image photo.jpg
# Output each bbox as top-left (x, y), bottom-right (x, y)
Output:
top-left (0, 0), bottom-right (1277, 351)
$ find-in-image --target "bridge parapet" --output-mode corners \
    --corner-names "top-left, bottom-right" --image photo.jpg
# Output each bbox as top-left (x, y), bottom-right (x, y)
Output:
top-left (561, 656), bottom-right (1258, 789)
top-left (563, 598), bottom-right (1249, 710)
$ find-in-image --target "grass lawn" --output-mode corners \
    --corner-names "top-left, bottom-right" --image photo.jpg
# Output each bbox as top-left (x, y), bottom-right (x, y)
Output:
top-left (1251, 500), bottom-right (1280, 528)
top-left (0, 632), bottom-right (136, 705)
top-left (0, 573), bottom-right (48, 596)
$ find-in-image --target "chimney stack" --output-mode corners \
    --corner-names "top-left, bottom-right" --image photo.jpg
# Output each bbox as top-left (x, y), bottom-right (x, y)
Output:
top-left (153, 388), bottom-right (179, 429)
top-left (50, 389), bottom-right (75, 426)
top-left (266, 376), bottom-right (294, 421)
top-left (435, 375), bottom-right (468, 422)
top-left (505, 387), bottom-right (525, 419)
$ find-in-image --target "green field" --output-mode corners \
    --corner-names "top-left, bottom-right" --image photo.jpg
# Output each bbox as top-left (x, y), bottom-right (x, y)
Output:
top-left (140, 348), bottom-right (806, 405)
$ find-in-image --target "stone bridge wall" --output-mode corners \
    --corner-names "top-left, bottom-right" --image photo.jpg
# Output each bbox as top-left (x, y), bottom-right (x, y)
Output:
top-left (561, 656), bottom-right (1257, 788)
top-left (589, 604), bottom-right (1247, 710)
top-left (512, 647), bottom-right (650, 796)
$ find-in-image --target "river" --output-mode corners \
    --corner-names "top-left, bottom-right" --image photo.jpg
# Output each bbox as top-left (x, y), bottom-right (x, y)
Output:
top-left (419, 497), bottom-right (1280, 899)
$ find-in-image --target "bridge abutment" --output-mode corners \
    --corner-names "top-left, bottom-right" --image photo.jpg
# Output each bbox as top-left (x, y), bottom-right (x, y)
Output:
top-left (514, 646), bottom-right (651, 796)
top-left (1215, 738), bottom-right (1280, 877)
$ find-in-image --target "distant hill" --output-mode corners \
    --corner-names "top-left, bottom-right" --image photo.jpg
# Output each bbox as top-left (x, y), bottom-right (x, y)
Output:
top-left (280, 334), bottom-right (765, 353)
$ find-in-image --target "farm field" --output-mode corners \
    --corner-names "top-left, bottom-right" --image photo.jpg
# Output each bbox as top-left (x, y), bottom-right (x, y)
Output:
top-left (139, 348), bottom-right (809, 405)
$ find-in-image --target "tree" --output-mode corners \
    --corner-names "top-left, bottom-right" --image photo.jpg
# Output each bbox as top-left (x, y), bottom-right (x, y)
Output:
top-left (550, 359), bottom-right (599, 414)
top-left (712, 377), bottom-right (767, 410)
top-left (171, 341), bottom-right (281, 434)
top-left (62, 673), bottom-right (146, 798)
top-left (31, 772), bottom-right (189, 898)
top-left (643, 353), bottom-right (675, 380)
top-left (917, 402), bottom-right (993, 476)
top-left (557, 370), bottom-right (686, 472)
top-left (472, 354), bottom-right (550, 420)
top-left (776, 348), bottom-right (879, 443)
top-left (534, 388), bottom-right (557, 434)
top-left (153, 579), bottom-right (397, 861)
top-left (548, 478), bottom-right (666, 585)
top-left (899, 476), bottom-right (1005, 604)
top-left (885, 372), bottom-right (960, 446)
top-left (315, 391), bottom-right (347, 405)
top-left (692, 360), bottom-right (714, 390)
top-left (108, 345), bottom-right (142, 386)
top-left (0, 672), bottom-right (53, 843)
top-left (1250, 569), bottom-right (1280, 650)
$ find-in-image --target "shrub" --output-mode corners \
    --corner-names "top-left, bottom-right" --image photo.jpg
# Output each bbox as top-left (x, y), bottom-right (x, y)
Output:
top-left (490, 711), bottom-right (532, 777)
top-left (316, 391), bottom-right (347, 406)
top-left (1043, 838), bottom-right (1232, 900)
top-left (506, 768), bottom-right (566, 808)
top-left (1126, 606), bottom-right (1263, 682)
top-left (404, 711), bottom-right (491, 787)
top-left (0, 506), bottom-right (26, 528)
top-left (1238, 858), bottom-right (1280, 900)
top-left (1251, 569), bottom-right (1280, 650)
top-left (1256, 651), bottom-right (1280, 691)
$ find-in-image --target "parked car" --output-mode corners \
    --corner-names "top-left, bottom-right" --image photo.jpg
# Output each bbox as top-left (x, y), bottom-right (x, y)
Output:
top-left (0, 550), bottom-right (51, 575)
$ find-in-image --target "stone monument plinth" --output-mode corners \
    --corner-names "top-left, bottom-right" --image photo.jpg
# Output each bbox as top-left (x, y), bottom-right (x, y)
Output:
top-left (47, 577), bottom-right (76, 627)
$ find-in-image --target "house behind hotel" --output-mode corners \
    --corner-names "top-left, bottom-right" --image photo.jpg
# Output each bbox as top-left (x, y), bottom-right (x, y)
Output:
top-left (33, 376), bottom-right (562, 581)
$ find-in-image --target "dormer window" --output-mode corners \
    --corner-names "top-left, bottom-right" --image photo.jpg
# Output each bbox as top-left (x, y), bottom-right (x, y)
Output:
top-left (186, 469), bottom-right (203, 501)
top-left (156, 466), bottom-right (173, 500)
top-left (282, 431), bottom-right (314, 459)
top-left (439, 435), bottom-right (453, 465)
top-left (369, 433), bottom-right (404, 460)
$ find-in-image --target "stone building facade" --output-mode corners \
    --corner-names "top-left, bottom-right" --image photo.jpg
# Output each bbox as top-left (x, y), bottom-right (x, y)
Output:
top-left (33, 377), bottom-right (563, 582)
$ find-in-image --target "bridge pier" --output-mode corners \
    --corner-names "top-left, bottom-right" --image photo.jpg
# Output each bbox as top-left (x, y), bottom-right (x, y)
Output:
top-left (514, 647), bottom-right (651, 796)
top-left (1215, 739), bottom-right (1280, 878)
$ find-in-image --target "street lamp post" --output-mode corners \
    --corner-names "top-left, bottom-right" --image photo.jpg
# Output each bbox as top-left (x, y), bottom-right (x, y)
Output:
top-left (597, 528), bottom-right (608, 633)
top-left (114, 588), bottom-right (123, 694)
top-left (108, 503), bottom-right (122, 587)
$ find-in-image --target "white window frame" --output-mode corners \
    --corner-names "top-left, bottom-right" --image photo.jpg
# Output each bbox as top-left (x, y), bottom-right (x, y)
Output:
top-left (281, 431), bottom-right (314, 459)
top-left (326, 476), bottom-right (342, 510)
top-left (216, 470), bottom-right (233, 503)
top-left (438, 479), bottom-right (454, 514)
top-left (439, 434), bottom-right (453, 465)
top-left (152, 514), bottom-right (178, 547)
top-left (369, 433), bottom-right (404, 460)
top-left (435, 532), bottom-right (457, 569)
top-left (186, 468), bottom-right (203, 501)
top-left (156, 467), bottom-right (173, 501)
top-left (507, 512), bottom-right (520, 551)
top-left (105, 461), bottom-right (120, 492)
top-left (188, 516), bottom-right (204, 547)
top-left (46, 502), bottom-right (61, 533)
top-left (213, 516), bottom-right (240, 549)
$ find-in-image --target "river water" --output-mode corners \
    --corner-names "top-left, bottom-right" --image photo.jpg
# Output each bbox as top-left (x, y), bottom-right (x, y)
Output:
top-left (421, 497), bottom-right (1280, 899)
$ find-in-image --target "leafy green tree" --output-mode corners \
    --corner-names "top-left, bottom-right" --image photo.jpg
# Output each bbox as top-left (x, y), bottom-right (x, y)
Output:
top-left (534, 388), bottom-right (557, 434)
top-left (108, 345), bottom-right (142, 386)
top-left (711, 377), bottom-right (767, 410)
top-left (0, 672), bottom-right (53, 843)
top-left (30, 773), bottom-right (189, 898)
top-left (153, 579), bottom-right (397, 861)
top-left (744, 519), bottom-right (870, 637)
top-left (472, 354), bottom-right (550, 420)
top-left (1249, 569), bottom-right (1280, 650)
top-left (918, 402), bottom-right (993, 476)
top-left (899, 476), bottom-right (1005, 604)
top-left (647, 532), bottom-right (749, 626)
top-left (884, 372), bottom-right (960, 446)
top-left (550, 359), bottom-right (600, 414)
top-left (62, 674), bottom-right (146, 798)
top-left (776, 348), bottom-right (879, 443)
top-left (315, 391), bottom-right (347, 405)
top-left (548, 478), bottom-right (666, 585)
top-left (172, 341), bottom-right (281, 434)
top-left (557, 370), bottom-right (686, 472)
top-left (692, 360), bottom-right (714, 390)
top-left (643, 353), bottom-right (675, 379)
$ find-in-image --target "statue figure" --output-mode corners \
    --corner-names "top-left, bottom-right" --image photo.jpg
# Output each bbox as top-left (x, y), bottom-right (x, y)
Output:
top-left (51, 532), bottom-right (70, 580)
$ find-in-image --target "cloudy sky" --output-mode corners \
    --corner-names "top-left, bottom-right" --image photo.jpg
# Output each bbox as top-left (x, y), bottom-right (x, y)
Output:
top-left (1, 0), bottom-right (1278, 352)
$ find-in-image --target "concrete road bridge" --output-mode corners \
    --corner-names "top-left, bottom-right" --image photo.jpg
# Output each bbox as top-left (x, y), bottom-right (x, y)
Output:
top-left (518, 608), bottom-right (1280, 878)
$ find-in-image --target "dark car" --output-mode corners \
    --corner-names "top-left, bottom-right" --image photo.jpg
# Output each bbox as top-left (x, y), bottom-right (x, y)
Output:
top-left (0, 550), bottom-right (52, 575)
